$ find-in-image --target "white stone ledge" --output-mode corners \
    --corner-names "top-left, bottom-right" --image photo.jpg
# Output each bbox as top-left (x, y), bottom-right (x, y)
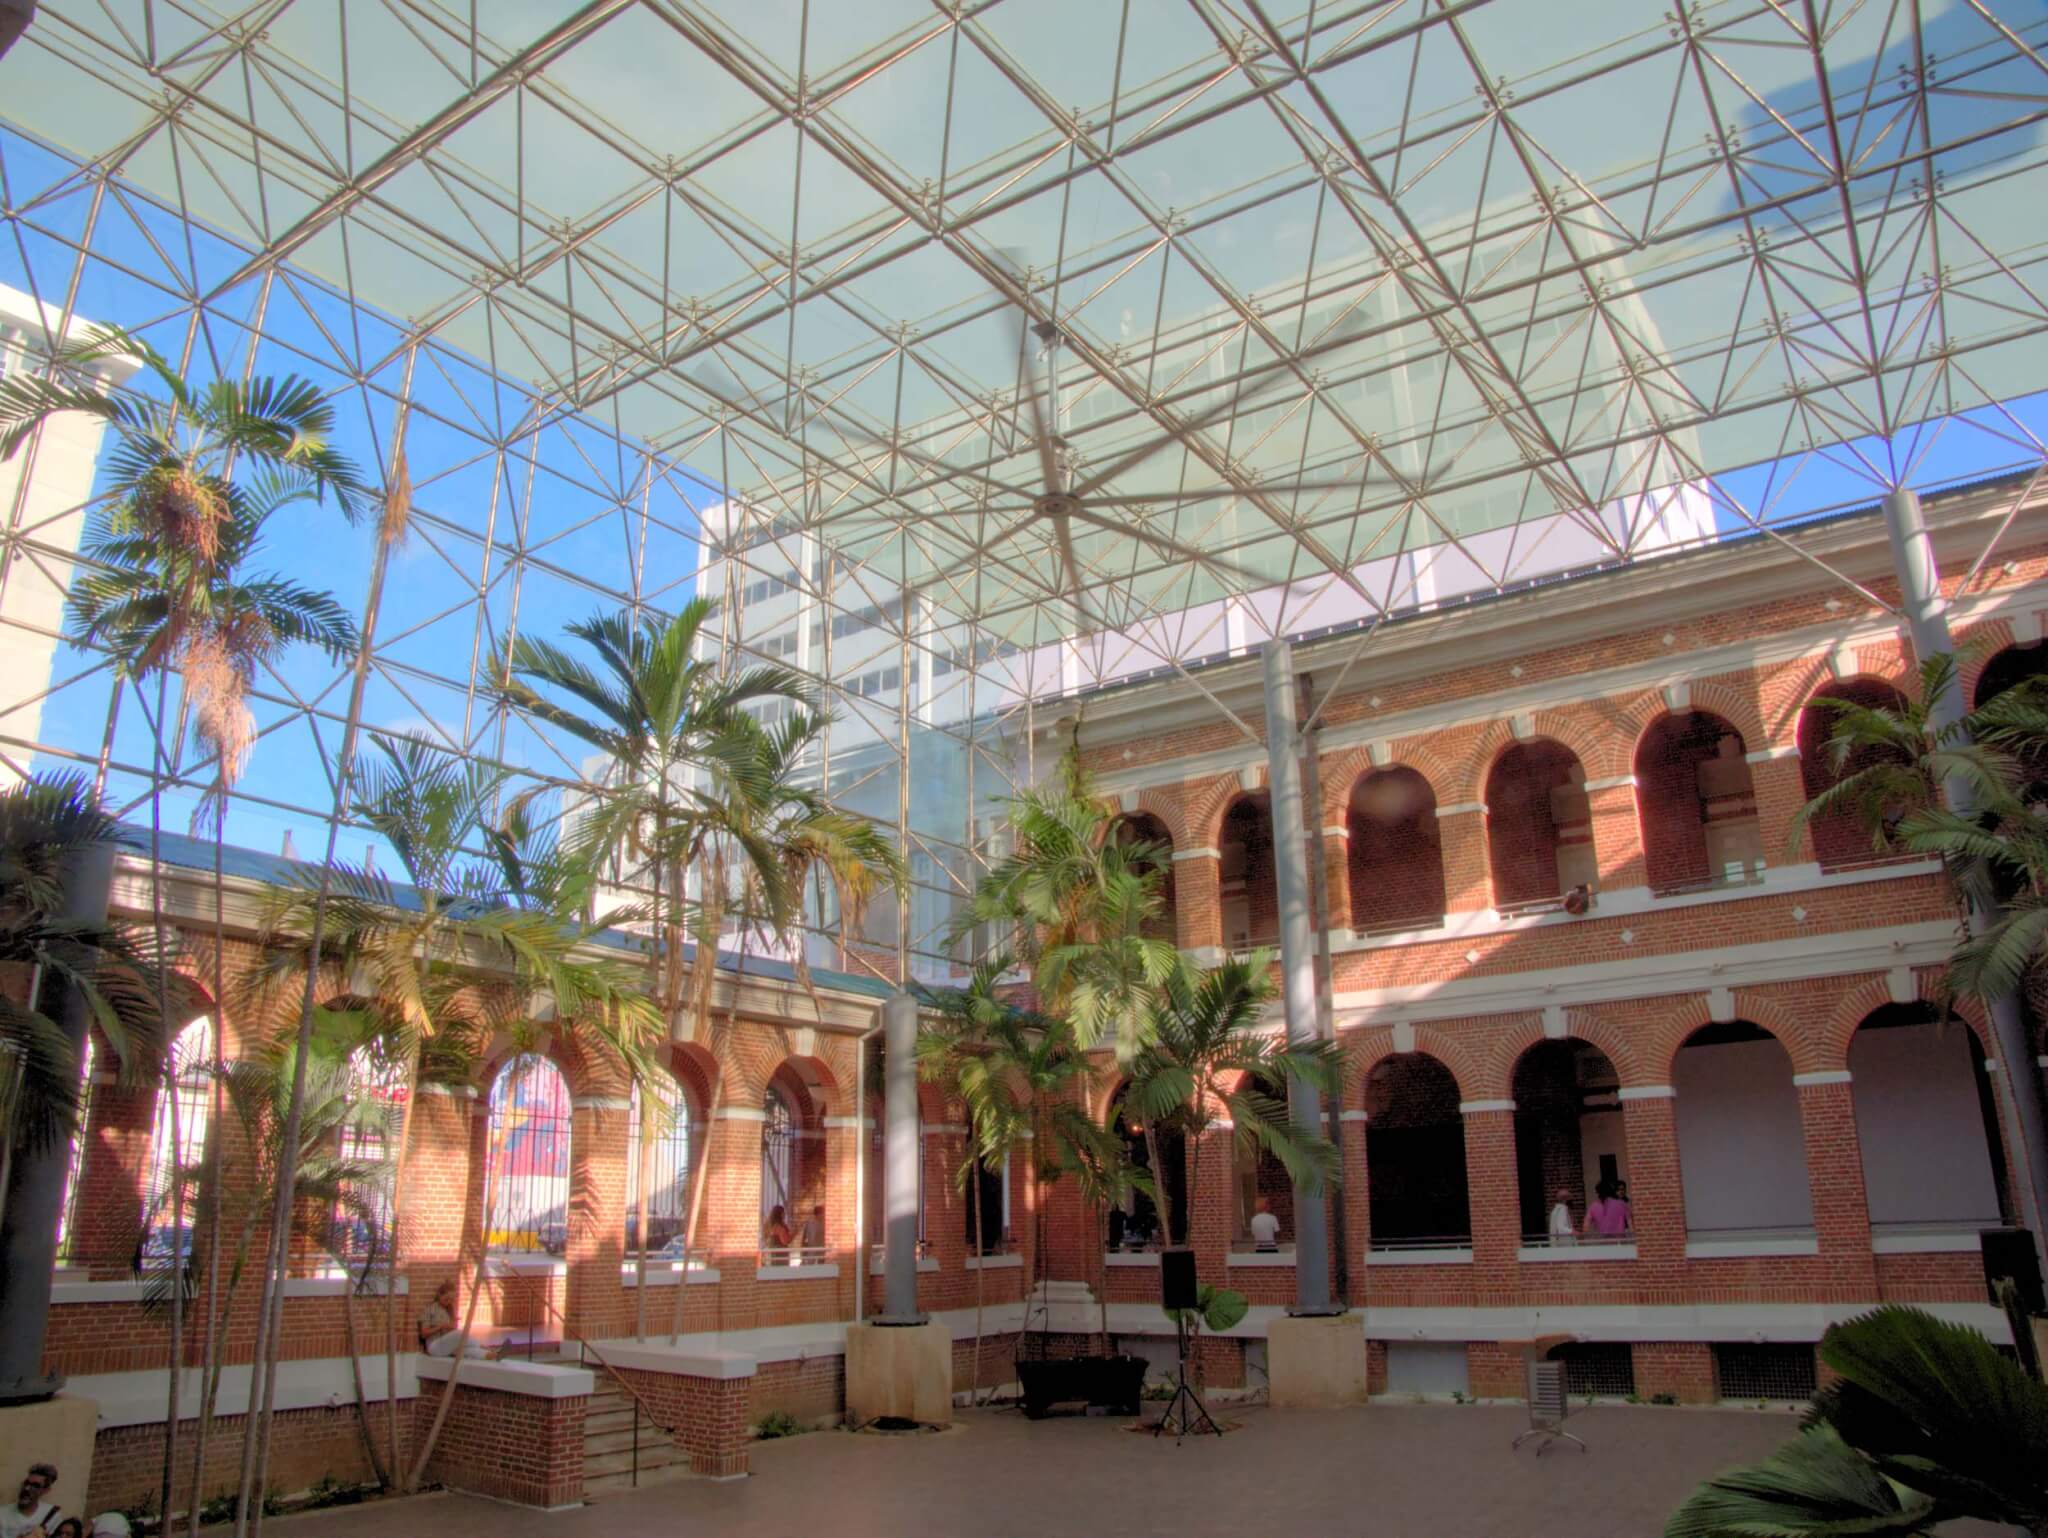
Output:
top-left (619, 1264), bottom-right (721, 1288)
top-left (598, 1342), bottom-right (757, 1381)
top-left (1367, 1247), bottom-right (1474, 1266)
top-left (1104, 1251), bottom-right (1161, 1268)
top-left (756, 1263), bottom-right (840, 1281)
top-left (964, 1253), bottom-right (1022, 1271)
top-left (1686, 1233), bottom-right (1820, 1259)
top-left (485, 1256), bottom-right (567, 1277)
top-left (1226, 1250), bottom-right (1296, 1268)
top-left (415, 1356), bottom-right (594, 1399)
top-left (1871, 1226), bottom-right (1995, 1255)
top-left (1517, 1243), bottom-right (1637, 1263)
top-left (867, 1255), bottom-right (940, 1275)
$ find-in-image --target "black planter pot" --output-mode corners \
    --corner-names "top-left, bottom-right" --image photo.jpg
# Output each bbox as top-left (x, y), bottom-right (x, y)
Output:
top-left (1017, 1353), bottom-right (1147, 1419)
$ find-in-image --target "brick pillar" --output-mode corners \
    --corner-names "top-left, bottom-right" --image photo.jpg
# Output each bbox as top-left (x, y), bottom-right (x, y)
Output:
top-left (824, 1118), bottom-right (859, 1317)
top-left (703, 1107), bottom-right (765, 1276)
top-left (1585, 781), bottom-right (1647, 891)
top-left (1188, 1126), bottom-right (1234, 1288)
top-left (1435, 806), bottom-right (1490, 913)
top-left (1319, 826), bottom-right (1352, 933)
top-left (403, 1085), bottom-right (477, 1304)
top-left (1621, 1093), bottom-right (1686, 1271)
top-left (73, 1072), bottom-right (154, 1275)
top-left (1796, 1077), bottom-right (1877, 1299)
top-left (1749, 751), bottom-right (1816, 866)
top-left (1173, 849), bottom-right (1222, 951)
top-left (1339, 1111), bottom-right (1369, 1302)
top-left (1462, 1104), bottom-right (1519, 1267)
top-left (568, 1099), bottom-right (629, 1339)
top-left (1634, 1342), bottom-right (1716, 1403)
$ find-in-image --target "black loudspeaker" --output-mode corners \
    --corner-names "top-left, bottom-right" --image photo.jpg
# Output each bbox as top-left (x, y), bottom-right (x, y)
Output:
top-left (1980, 1227), bottom-right (2045, 1317)
top-left (1160, 1247), bottom-right (1199, 1311)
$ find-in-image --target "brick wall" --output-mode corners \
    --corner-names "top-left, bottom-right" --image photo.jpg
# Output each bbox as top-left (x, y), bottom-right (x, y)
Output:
top-left (89, 1404), bottom-right (384, 1520)
top-left (413, 1383), bottom-right (585, 1508)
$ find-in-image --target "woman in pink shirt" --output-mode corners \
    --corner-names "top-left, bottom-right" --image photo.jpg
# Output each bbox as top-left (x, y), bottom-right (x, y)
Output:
top-left (1583, 1178), bottom-right (1632, 1239)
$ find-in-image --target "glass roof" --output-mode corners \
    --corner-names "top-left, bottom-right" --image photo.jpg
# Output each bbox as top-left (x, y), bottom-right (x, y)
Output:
top-left (7, 0), bottom-right (2045, 658)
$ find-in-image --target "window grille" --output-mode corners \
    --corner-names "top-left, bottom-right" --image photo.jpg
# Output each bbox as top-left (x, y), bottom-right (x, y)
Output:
top-left (334, 1042), bottom-right (408, 1265)
top-left (625, 1072), bottom-right (695, 1257)
top-left (1553, 1343), bottom-right (1635, 1398)
top-left (762, 1084), bottom-right (799, 1227)
top-left (484, 1053), bottom-right (572, 1254)
top-left (142, 1017), bottom-right (213, 1266)
top-left (1713, 1343), bottom-right (1817, 1401)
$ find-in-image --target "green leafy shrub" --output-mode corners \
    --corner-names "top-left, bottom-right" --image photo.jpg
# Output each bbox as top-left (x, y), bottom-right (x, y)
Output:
top-left (754, 1409), bottom-right (804, 1439)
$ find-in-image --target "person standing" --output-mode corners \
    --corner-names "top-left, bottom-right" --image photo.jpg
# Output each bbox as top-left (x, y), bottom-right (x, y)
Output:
top-left (1548, 1187), bottom-right (1578, 1247)
top-left (1583, 1179), bottom-right (1632, 1239)
top-left (1, 1465), bottom-right (61, 1538)
top-left (1248, 1196), bottom-right (1282, 1252)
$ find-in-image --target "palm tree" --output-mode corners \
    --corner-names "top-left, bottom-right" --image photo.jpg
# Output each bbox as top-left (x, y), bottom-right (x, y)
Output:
top-left (1665, 1306), bottom-right (2048, 1536)
top-left (954, 749), bottom-right (1178, 1062)
top-left (498, 600), bottom-right (813, 1337)
top-left (140, 1007), bottom-right (404, 1509)
top-left (0, 772), bottom-right (171, 1220)
top-left (245, 733), bottom-right (664, 1489)
top-left (917, 956), bottom-right (1149, 1380)
top-left (1119, 953), bottom-right (1343, 1248)
top-left (1793, 653), bottom-right (2048, 1254)
top-left (2, 323), bottom-right (369, 1527)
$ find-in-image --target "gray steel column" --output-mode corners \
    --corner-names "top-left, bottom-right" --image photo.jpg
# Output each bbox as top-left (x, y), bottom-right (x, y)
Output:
top-left (0, 834), bottom-right (114, 1402)
top-left (1262, 638), bottom-right (1339, 1314)
top-left (1883, 486), bottom-right (2048, 1277)
top-left (878, 991), bottom-right (925, 1324)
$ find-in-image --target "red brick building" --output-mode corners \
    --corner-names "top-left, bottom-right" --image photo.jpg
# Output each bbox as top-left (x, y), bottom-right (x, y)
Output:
top-left (36, 474), bottom-right (2048, 1507)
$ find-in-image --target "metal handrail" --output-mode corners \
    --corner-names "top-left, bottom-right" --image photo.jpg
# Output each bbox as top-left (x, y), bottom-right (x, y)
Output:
top-left (491, 1260), bottom-right (680, 1491)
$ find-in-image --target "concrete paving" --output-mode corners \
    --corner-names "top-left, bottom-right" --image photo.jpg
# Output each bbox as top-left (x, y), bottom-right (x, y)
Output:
top-left (269, 1401), bottom-right (1959, 1537)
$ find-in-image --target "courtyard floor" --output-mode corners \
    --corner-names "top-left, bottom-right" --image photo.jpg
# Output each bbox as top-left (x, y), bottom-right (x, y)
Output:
top-left (262, 1398), bottom-right (1923, 1538)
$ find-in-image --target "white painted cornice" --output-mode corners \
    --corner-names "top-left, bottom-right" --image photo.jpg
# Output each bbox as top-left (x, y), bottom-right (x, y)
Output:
top-left (1331, 919), bottom-right (1957, 1027)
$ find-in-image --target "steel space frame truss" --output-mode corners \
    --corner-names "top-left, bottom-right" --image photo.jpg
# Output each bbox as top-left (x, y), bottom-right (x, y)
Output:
top-left (1, 0), bottom-right (2047, 984)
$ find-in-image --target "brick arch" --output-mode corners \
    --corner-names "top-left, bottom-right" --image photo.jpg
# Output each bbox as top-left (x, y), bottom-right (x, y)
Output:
top-left (1485, 1010), bottom-right (1643, 1097)
top-left (1462, 719), bottom-right (1601, 806)
top-left (1326, 745), bottom-right (1456, 825)
top-left (1185, 771), bottom-right (1252, 850)
top-left (1955, 618), bottom-right (2020, 706)
top-left (1130, 786), bottom-right (1189, 849)
top-left (762, 1051), bottom-right (843, 1119)
top-left (1613, 689), bottom-right (1767, 771)
top-left (1646, 991), bottom-right (1822, 1080)
top-left (1816, 975), bottom-right (1901, 1072)
top-left (1345, 1026), bottom-right (1484, 1104)
top-left (476, 1031), bottom-right (600, 1101)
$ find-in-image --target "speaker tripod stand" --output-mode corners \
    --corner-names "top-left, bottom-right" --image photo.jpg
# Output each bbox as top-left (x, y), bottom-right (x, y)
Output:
top-left (1151, 1313), bottom-right (1222, 1441)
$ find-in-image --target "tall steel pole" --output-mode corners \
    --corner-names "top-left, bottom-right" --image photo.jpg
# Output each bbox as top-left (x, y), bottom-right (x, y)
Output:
top-left (1261, 638), bottom-right (1339, 1314)
top-left (1883, 487), bottom-right (2048, 1277)
top-left (1297, 672), bottom-right (1349, 1303)
top-left (879, 992), bottom-right (925, 1323)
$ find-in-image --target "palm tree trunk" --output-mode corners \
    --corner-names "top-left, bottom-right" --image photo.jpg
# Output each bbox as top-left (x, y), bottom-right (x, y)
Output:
top-left (185, 776), bottom-right (230, 1538)
top-left (667, 1073), bottom-right (718, 1346)
top-left (636, 808), bottom-right (665, 1340)
top-left (152, 668), bottom-right (188, 1531)
top-left (338, 1268), bottom-right (390, 1489)
top-left (969, 1159), bottom-right (985, 1408)
top-left (382, 1043), bottom-right (422, 1490)
top-left (405, 1212), bottom-right (489, 1490)
top-left (1142, 1124), bottom-right (1170, 1245)
top-left (233, 467), bottom-right (406, 1538)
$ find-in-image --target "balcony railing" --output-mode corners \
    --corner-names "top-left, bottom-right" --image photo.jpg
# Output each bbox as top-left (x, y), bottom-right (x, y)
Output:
top-left (1353, 913), bottom-right (1447, 940)
top-left (1650, 861), bottom-right (1766, 898)
top-left (757, 1244), bottom-right (833, 1268)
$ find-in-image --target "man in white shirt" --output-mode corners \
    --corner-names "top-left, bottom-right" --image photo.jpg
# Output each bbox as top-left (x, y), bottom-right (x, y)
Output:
top-left (1248, 1197), bottom-right (1281, 1252)
top-left (1, 1463), bottom-right (60, 1538)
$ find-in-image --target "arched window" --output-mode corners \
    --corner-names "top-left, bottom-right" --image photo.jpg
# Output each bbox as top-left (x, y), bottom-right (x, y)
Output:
top-left (1672, 1023), bottom-right (1813, 1242)
top-left (1108, 1085), bottom-right (1186, 1249)
top-left (334, 1039), bottom-right (408, 1266)
top-left (1111, 813), bottom-right (1176, 941)
top-left (964, 1115), bottom-right (1009, 1256)
top-left (54, 1033), bottom-right (97, 1262)
top-left (1484, 741), bottom-right (1593, 911)
top-left (1511, 1040), bottom-right (1624, 1244)
top-left (1218, 794), bottom-right (1277, 951)
top-left (1636, 711), bottom-right (1760, 893)
top-left (1364, 1054), bottom-right (1470, 1252)
top-left (1234, 1141), bottom-right (1294, 1252)
top-left (1797, 679), bottom-right (1914, 871)
top-left (1348, 766), bottom-right (1445, 934)
top-left (142, 1016), bottom-right (213, 1265)
top-left (1850, 1005), bottom-right (2008, 1240)
top-left (1974, 643), bottom-right (2048, 793)
top-left (626, 1070), bottom-right (697, 1260)
top-left (483, 1053), bottom-right (572, 1254)
top-left (762, 1082), bottom-right (800, 1246)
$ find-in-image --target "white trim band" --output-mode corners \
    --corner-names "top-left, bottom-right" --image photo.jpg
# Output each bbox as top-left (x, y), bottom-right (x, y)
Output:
top-left (1617, 1085), bottom-right (1676, 1101)
top-left (1172, 847), bottom-right (1222, 862)
top-left (714, 1107), bottom-right (769, 1121)
top-left (1459, 1099), bottom-right (1515, 1114)
top-left (1434, 801), bottom-right (1486, 818)
top-left (1792, 1071), bottom-right (1853, 1087)
top-left (1582, 775), bottom-right (1636, 792)
top-left (571, 1096), bottom-right (629, 1111)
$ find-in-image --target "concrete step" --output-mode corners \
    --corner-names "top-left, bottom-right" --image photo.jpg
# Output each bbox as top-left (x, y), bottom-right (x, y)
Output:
top-left (584, 1459), bottom-right (699, 1497)
top-left (583, 1443), bottom-right (686, 1485)
top-left (583, 1404), bottom-right (642, 1433)
top-left (584, 1423), bottom-right (682, 1458)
